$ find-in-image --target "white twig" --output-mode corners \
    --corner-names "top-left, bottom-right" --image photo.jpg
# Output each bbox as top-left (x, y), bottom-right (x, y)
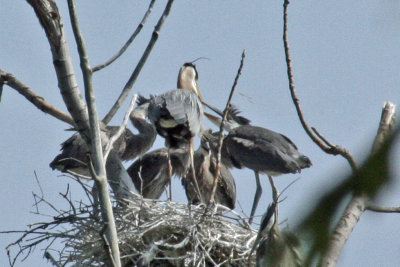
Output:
top-left (104, 94), bottom-right (138, 161)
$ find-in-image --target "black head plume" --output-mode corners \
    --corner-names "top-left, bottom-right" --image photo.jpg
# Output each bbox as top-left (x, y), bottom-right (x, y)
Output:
top-left (228, 105), bottom-right (251, 125)
top-left (137, 94), bottom-right (150, 106)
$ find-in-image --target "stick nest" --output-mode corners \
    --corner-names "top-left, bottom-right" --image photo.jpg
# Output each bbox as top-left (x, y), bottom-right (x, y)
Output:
top-left (6, 190), bottom-right (257, 266)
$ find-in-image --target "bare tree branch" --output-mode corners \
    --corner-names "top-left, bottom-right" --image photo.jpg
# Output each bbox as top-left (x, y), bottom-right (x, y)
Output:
top-left (209, 50), bottom-right (246, 204)
top-left (319, 101), bottom-right (396, 267)
top-left (282, 0), bottom-right (357, 173)
top-left (372, 102), bottom-right (396, 152)
top-left (102, 0), bottom-right (175, 124)
top-left (27, 0), bottom-right (90, 139)
top-left (366, 204), bottom-right (400, 213)
top-left (103, 94), bottom-right (140, 199)
top-left (67, 0), bottom-right (121, 266)
top-left (0, 69), bottom-right (75, 126)
top-left (26, 0), bottom-right (135, 201)
top-left (104, 94), bottom-right (138, 161)
top-left (92, 0), bottom-right (156, 72)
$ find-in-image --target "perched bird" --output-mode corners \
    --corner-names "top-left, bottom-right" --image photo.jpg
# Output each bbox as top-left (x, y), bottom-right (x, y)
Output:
top-left (255, 204), bottom-right (303, 267)
top-left (147, 63), bottom-right (203, 148)
top-left (50, 100), bottom-right (156, 177)
top-left (182, 135), bottom-right (236, 209)
top-left (127, 146), bottom-right (190, 199)
top-left (145, 62), bottom-right (204, 201)
top-left (204, 106), bottom-right (311, 224)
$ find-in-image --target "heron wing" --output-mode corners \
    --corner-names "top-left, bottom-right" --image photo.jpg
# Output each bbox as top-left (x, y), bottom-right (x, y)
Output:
top-left (127, 148), bottom-right (169, 199)
top-left (164, 89), bottom-right (203, 136)
top-left (224, 125), bottom-right (306, 174)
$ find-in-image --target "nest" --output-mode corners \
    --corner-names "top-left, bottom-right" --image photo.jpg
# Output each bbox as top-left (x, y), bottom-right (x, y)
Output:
top-left (67, 196), bottom-right (257, 266)
top-left (6, 185), bottom-right (257, 266)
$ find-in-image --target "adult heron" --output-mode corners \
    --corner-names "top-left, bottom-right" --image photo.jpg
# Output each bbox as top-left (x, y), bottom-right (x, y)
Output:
top-left (50, 100), bottom-right (156, 177)
top-left (204, 106), bottom-right (311, 224)
top-left (145, 62), bottom-right (204, 201)
top-left (182, 136), bottom-right (236, 209)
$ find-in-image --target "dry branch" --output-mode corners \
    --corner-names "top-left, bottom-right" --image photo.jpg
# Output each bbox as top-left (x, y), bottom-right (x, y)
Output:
top-left (209, 50), bottom-right (246, 205)
top-left (103, 0), bottom-right (175, 124)
top-left (0, 69), bottom-right (75, 126)
top-left (366, 204), bottom-right (400, 213)
top-left (319, 102), bottom-right (396, 267)
top-left (282, 0), bottom-right (357, 172)
top-left (92, 0), bottom-right (156, 72)
top-left (67, 0), bottom-right (121, 265)
top-left (104, 94), bottom-right (138, 162)
top-left (27, 0), bottom-right (90, 139)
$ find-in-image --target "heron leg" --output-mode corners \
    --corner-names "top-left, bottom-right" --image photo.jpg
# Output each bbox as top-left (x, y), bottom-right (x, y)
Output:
top-left (189, 137), bottom-right (203, 203)
top-left (167, 147), bottom-right (172, 201)
top-left (249, 171), bottom-right (262, 224)
top-left (267, 175), bottom-right (279, 227)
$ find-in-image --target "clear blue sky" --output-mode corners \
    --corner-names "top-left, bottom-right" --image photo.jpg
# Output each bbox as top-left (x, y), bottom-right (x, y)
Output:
top-left (1, 1), bottom-right (400, 266)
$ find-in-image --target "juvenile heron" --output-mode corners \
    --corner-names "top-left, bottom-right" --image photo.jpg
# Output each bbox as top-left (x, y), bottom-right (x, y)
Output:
top-left (254, 203), bottom-right (303, 267)
top-left (204, 106), bottom-right (311, 224)
top-left (50, 100), bottom-right (156, 177)
top-left (182, 136), bottom-right (236, 209)
top-left (145, 62), bottom-right (204, 201)
top-left (127, 146), bottom-right (190, 199)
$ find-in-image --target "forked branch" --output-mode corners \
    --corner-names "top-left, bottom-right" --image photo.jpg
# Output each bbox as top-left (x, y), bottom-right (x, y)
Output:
top-left (319, 102), bottom-right (396, 267)
top-left (27, 0), bottom-right (90, 139)
top-left (282, 0), bottom-right (357, 172)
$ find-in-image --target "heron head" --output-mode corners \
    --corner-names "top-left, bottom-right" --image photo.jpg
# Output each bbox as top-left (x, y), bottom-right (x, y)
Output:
top-left (177, 62), bottom-right (203, 101)
top-left (200, 131), bottom-right (211, 151)
top-left (131, 101), bottom-right (150, 120)
top-left (203, 104), bottom-right (250, 132)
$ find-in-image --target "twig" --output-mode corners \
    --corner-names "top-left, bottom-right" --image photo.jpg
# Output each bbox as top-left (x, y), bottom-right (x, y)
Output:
top-left (282, 0), bottom-right (357, 173)
top-left (102, 0), bottom-right (175, 124)
top-left (208, 50), bottom-right (246, 204)
top-left (92, 0), bottom-right (156, 72)
top-left (67, 1), bottom-right (121, 266)
top-left (366, 205), bottom-right (400, 213)
top-left (33, 171), bottom-right (44, 199)
top-left (104, 94), bottom-right (138, 161)
top-left (0, 69), bottom-right (75, 126)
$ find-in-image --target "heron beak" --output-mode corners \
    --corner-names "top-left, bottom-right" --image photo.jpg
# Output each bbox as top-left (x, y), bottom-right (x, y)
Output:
top-left (201, 101), bottom-right (224, 116)
top-left (204, 112), bottom-right (222, 127)
top-left (194, 83), bottom-right (203, 101)
top-left (204, 109), bottom-right (241, 131)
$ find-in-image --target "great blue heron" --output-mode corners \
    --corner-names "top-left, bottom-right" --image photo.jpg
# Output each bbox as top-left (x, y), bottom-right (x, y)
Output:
top-left (145, 62), bottom-right (204, 201)
top-left (182, 136), bottom-right (236, 209)
top-left (204, 106), bottom-right (311, 224)
top-left (49, 100), bottom-right (156, 177)
top-left (127, 145), bottom-right (190, 199)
